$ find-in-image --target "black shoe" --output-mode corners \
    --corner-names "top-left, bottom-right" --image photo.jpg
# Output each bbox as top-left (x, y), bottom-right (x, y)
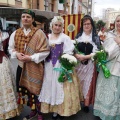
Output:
top-left (52, 115), bottom-right (58, 120)
top-left (83, 106), bottom-right (89, 113)
top-left (58, 115), bottom-right (65, 120)
top-left (52, 114), bottom-right (64, 120)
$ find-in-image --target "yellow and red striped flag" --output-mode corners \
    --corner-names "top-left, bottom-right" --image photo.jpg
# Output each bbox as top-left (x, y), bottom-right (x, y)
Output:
top-left (62, 14), bottom-right (84, 40)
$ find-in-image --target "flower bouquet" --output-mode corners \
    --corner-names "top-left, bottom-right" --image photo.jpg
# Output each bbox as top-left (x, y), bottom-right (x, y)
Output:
top-left (54, 54), bottom-right (77, 82)
top-left (92, 50), bottom-right (111, 78)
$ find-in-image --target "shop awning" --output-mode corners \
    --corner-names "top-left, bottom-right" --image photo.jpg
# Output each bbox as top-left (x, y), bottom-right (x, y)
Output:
top-left (0, 7), bottom-right (59, 21)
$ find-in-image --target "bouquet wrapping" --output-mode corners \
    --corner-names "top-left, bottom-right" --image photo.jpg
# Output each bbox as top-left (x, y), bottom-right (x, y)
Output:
top-left (54, 54), bottom-right (77, 82)
top-left (92, 50), bottom-right (111, 78)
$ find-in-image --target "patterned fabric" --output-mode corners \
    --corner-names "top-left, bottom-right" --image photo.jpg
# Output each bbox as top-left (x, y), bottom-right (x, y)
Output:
top-left (84, 63), bottom-right (97, 106)
top-left (46, 43), bottom-right (63, 66)
top-left (39, 33), bottom-right (83, 116)
top-left (14, 26), bottom-right (39, 53)
top-left (76, 60), bottom-right (94, 99)
top-left (75, 32), bottom-right (98, 106)
top-left (19, 29), bottom-right (49, 95)
top-left (94, 31), bottom-right (120, 120)
top-left (41, 70), bottom-right (83, 116)
top-left (0, 57), bottom-right (20, 119)
top-left (103, 32), bottom-right (120, 77)
top-left (94, 59), bottom-right (120, 120)
top-left (16, 66), bottom-right (41, 111)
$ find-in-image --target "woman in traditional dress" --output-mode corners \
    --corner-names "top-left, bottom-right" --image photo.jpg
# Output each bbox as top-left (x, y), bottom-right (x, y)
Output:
top-left (75, 15), bottom-right (100, 112)
top-left (94, 15), bottom-right (120, 120)
top-left (0, 20), bottom-right (20, 119)
top-left (38, 16), bottom-right (83, 120)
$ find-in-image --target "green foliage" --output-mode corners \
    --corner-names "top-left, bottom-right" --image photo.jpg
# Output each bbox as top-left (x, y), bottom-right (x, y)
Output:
top-left (54, 54), bottom-right (77, 82)
top-left (60, 57), bottom-right (77, 70)
top-left (93, 50), bottom-right (110, 78)
top-left (95, 20), bottom-right (106, 31)
top-left (59, 0), bottom-right (65, 3)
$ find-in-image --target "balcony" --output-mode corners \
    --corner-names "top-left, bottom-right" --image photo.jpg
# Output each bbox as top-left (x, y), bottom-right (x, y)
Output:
top-left (15, 0), bottom-right (22, 8)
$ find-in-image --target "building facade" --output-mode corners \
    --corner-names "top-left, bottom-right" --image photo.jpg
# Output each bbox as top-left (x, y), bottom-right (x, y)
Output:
top-left (0, 0), bottom-right (59, 31)
top-left (103, 8), bottom-right (120, 29)
top-left (0, 0), bottom-right (91, 32)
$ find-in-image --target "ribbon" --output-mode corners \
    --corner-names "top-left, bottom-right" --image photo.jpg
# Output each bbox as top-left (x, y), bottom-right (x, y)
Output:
top-left (94, 50), bottom-right (111, 78)
top-left (96, 60), bottom-right (110, 78)
top-left (54, 67), bottom-right (73, 82)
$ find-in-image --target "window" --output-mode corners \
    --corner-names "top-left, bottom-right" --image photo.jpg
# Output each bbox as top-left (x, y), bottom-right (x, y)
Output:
top-left (44, 0), bottom-right (49, 11)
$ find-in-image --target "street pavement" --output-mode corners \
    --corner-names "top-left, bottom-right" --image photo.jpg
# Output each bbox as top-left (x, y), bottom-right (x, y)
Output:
top-left (9, 105), bottom-right (101, 120)
top-left (9, 59), bottom-right (101, 120)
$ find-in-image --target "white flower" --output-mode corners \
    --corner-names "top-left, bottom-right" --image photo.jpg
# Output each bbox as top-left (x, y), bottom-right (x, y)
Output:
top-left (61, 54), bottom-right (70, 59)
top-left (61, 54), bottom-right (77, 63)
top-left (71, 40), bottom-right (76, 44)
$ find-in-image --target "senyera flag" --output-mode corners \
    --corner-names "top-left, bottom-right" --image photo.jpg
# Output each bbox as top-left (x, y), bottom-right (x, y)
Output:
top-left (62, 14), bottom-right (84, 40)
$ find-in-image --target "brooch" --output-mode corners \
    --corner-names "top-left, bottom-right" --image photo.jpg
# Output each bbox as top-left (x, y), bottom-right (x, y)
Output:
top-left (51, 44), bottom-right (55, 48)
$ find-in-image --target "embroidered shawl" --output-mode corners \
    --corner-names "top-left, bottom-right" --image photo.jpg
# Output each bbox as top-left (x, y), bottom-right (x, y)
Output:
top-left (14, 26), bottom-right (38, 53)
top-left (15, 28), bottom-right (49, 95)
top-left (103, 32), bottom-right (120, 77)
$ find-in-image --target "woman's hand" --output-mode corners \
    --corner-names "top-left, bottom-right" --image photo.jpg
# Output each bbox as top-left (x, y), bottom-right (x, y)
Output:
top-left (75, 54), bottom-right (86, 61)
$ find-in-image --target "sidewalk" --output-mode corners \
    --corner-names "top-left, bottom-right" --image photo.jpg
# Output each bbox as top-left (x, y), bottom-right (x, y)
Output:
top-left (9, 105), bottom-right (101, 120)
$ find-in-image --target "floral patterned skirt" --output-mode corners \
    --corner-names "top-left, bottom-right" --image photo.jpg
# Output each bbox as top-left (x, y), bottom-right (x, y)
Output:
top-left (94, 60), bottom-right (120, 120)
top-left (0, 57), bottom-right (21, 119)
top-left (40, 70), bottom-right (83, 116)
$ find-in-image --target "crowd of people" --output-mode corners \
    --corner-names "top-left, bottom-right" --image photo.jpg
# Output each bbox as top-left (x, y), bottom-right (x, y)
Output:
top-left (0, 9), bottom-right (120, 120)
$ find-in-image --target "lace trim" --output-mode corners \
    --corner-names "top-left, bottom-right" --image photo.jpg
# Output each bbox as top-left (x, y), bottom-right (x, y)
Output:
top-left (38, 61), bottom-right (64, 105)
top-left (94, 104), bottom-right (120, 116)
top-left (76, 60), bottom-right (94, 98)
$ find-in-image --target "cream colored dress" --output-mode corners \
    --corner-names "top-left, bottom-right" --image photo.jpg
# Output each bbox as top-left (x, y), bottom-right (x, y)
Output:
top-left (0, 32), bottom-right (20, 120)
top-left (39, 33), bottom-right (83, 116)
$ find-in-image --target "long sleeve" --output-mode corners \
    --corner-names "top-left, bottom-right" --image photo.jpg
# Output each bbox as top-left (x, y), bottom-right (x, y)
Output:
top-left (8, 29), bottom-right (50, 63)
top-left (8, 31), bottom-right (17, 58)
top-left (103, 32), bottom-right (120, 77)
top-left (62, 34), bottom-right (74, 54)
top-left (103, 33), bottom-right (120, 61)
